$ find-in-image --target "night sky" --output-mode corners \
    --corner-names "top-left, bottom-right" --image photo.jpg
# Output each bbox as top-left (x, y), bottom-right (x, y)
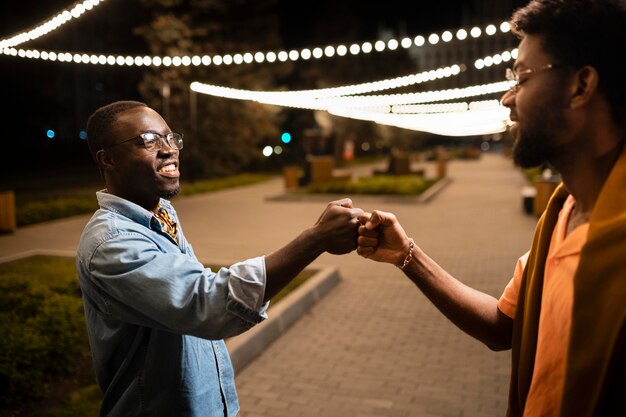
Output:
top-left (0, 0), bottom-right (526, 179)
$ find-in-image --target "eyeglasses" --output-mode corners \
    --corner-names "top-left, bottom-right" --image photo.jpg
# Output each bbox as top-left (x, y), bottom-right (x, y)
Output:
top-left (106, 131), bottom-right (184, 152)
top-left (505, 64), bottom-right (562, 93)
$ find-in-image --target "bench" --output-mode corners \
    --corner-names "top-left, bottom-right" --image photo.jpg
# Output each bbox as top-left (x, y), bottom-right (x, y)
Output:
top-left (284, 155), bottom-right (351, 188)
top-left (308, 156), bottom-right (351, 184)
top-left (374, 153), bottom-right (425, 176)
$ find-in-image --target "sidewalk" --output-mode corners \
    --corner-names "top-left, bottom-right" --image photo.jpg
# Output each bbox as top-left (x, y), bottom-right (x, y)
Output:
top-left (233, 153), bottom-right (538, 417)
top-left (0, 152), bottom-right (539, 417)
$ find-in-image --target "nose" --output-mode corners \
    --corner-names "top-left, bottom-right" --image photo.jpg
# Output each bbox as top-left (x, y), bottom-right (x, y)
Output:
top-left (500, 89), bottom-right (515, 108)
top-left (158, 140), bottom-right (179, 156)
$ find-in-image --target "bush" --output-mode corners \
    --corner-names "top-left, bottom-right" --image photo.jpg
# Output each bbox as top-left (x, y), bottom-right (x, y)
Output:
top-left (0, 271), bottom-right (88, 407)
top-left (0, 255), bottom-right (311, 415)
top-left (177, 173), bottom-right (270, 197)
top-left (44, 385), bottom-right (102, 417)
top-left (17, 198), bottom-right (99, 227)
top-left (306, 175), bottom-right (438, 195)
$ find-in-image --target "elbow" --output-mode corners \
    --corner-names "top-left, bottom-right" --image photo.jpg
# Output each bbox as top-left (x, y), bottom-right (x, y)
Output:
top-left (483, 323), bottom-right (513, 351)
top-left (485, 308), bottom-right (513, 351)
top-left (485, 338), bottom-right (512, 352)
top-left (187, 315), bottom-right (256, 340)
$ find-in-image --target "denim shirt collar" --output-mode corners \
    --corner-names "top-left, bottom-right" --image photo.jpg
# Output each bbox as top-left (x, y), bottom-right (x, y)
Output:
top-left (96, 190), bottom-right (174, 228)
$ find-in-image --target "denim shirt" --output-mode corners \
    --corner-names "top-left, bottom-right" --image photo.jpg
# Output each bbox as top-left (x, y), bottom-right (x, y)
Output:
top-left (76, 191), bottom-right (268, 417)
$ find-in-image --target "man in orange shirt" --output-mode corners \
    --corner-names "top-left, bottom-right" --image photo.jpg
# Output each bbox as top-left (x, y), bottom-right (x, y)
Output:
top-left (356, 0), bottom-right (626, 416)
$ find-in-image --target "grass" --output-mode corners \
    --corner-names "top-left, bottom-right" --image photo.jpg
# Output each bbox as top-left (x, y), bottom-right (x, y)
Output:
top-left (12, 173), bottom-right (271, 227)
top-left (0, 255), bottom-right (315, 417)
top-left (305, 174), bottom-right (439, 196)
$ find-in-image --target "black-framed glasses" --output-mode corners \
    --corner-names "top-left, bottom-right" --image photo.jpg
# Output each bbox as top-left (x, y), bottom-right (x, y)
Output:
top-left (105, 131), bottom-right (184, 152)
top-left (505, 64), bottom-right (563, 93)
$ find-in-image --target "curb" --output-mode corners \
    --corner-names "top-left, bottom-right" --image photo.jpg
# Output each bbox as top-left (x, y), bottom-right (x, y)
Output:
top-left (0, 249), bottom-right (77, 264)
top-left (265, 177), bottom-right (454, 205)
top-left (226, 265), bottom-right (341, 373)
top-left (416, 176), bottom-right (454, 203)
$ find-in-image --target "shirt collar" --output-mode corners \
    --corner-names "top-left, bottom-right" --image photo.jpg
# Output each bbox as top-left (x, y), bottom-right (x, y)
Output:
top-left (96, 190), bottom-right (174, 228)
top-left (551, 194), bottom-right (589, 258)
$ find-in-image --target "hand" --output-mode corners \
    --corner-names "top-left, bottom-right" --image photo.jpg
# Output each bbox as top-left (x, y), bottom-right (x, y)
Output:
top-left (312, 198), bottom-right (364, 255)
top-left (357, 210), bottom-right (412, 265)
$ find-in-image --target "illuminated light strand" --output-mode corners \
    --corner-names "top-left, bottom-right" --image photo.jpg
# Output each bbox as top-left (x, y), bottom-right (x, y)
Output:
top-left (0, 3), bottom-right (514, 138)
top-left (392, 101), bottom-right (469, 114)
top-left (190, 63), bottom-right (465, 106)
top-left (1, 17), bottom-right (512, 67)
top-left (390, 99), bottom-right (499, 114)
top-left (0, 0), bottom-right (106, 49)
top-left (347, 98), bottom-right (502, 115)
top-left (328, 105), bottom-right (510, 137)
top-left (190, 71), bottom-right (511, 110)
top-left (191, 69), bottom-right (512, 137)
top-left (311, 81), bottom-right (509, 108)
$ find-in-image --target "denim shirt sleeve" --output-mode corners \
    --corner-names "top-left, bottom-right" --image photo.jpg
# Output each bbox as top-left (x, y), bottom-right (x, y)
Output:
top-left (80, 228), bottom-right (268, 340)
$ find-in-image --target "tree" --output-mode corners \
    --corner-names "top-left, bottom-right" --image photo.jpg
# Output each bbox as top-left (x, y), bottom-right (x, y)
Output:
top-left (136, 0), bottom-right (286, 180)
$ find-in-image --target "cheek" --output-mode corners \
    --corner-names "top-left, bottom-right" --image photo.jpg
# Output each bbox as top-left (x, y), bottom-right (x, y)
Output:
top-left (118, 154), bottom-right (156, 178)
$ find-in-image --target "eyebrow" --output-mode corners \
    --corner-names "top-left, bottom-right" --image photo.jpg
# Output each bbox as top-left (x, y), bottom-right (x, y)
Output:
top-left (142, 130), bottom-right (172, 135)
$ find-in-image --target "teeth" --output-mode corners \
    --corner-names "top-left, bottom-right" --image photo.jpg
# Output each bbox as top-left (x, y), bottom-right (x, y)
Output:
top-left (160, 164), bottom-right (176, 173)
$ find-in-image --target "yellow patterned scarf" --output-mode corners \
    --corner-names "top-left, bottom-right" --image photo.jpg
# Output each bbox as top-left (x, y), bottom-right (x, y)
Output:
top-left (155, 205), bottom-right (178, 243)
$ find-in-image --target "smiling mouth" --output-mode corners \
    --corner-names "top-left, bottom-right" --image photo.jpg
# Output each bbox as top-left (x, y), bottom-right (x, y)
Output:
top-left (159, 163), bottom-right (179, 177)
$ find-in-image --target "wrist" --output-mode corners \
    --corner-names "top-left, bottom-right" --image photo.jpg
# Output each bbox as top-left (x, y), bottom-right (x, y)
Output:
top-left (395, 238), bottom-right (415, 270)
top-left (303, 225), bottom-right (326, 257)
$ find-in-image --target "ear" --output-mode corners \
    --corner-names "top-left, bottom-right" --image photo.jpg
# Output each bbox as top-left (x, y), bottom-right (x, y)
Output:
top-left (569, 65), bottom-right (599, 109)
top-left (95, 149), bottom-right (115, 172)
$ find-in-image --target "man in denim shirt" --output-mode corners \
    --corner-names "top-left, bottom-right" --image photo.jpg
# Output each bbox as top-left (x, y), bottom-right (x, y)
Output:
top-left (77, 100), bottom-right (363, 416)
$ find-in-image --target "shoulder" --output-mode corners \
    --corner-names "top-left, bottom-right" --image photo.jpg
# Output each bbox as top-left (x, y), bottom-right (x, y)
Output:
top-left (77, 208), bottom-right (159, 267)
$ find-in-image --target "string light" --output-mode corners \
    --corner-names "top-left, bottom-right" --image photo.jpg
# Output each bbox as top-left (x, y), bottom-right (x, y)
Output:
top-left (0, 3), bottom-right (517, 137)
top-left (1, 15), bottom-right (512, 68)
top-left (328, 104), bottom-right (509, 137)
top-left (191, 77), bottom-right (509, 110)
top-left (0, 0), bottom-right (106, 49)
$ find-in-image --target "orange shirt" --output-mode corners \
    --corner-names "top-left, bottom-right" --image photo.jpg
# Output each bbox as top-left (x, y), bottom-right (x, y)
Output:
top-left (498, 195), bottom-right (589, 417)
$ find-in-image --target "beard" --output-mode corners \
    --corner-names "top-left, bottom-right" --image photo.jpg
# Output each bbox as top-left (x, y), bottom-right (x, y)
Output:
top-left (159, 186), bottom-right (180, 200)
top-left (512, 125), bottom-right (557, 168)
top-left (511, 90), bottom-right (568, 169)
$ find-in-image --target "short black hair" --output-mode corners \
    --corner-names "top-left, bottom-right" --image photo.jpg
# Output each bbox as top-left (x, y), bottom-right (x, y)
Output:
top-left (86, 100), bottom-right (148, 162)
top-left (510, 0), bottom-right (626, 123)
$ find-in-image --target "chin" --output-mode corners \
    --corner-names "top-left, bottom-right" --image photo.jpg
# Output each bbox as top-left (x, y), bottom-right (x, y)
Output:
top-left (160, 187), bottom-right (180, 200)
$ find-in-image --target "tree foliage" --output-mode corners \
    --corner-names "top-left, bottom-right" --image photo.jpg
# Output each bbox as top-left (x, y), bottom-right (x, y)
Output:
top-left (133, 0), bottom-right (425, 179)
top-left (135, 0), bottom-right (285, 180)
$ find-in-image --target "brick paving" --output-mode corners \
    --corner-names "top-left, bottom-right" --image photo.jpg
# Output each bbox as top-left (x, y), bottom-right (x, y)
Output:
top-left (0, 151), bottom-right (539, 416)
top-left (233, 152), bottom-right (538, 417)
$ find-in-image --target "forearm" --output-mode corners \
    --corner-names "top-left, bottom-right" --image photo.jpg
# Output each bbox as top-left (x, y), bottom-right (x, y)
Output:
top-left (263, 227), bottom-right (324, 301)
top-left (403, 247), bottom-right (513, 351)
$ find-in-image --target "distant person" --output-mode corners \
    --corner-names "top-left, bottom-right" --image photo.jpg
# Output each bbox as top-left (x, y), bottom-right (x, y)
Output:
top-left (76, 100), bottom-right (363, 417)
top-left (357, 0), bottom-right (626, 416)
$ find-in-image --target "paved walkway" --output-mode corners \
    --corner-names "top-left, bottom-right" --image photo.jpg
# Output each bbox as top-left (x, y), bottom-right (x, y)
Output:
top-left (0, 152), bottom-right (539, 417)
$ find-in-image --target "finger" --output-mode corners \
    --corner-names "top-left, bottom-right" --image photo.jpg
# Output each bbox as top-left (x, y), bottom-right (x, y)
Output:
top-left (357, 246), bottom-right (375, 258)
top-left (330, 198), bottom-right (353, 208)
top-left (351, 207), bottom-right (365, 218)
top-left (357, 235), bottom-right (378, 246)
top-left (367, 210), bottom-right (397, 230)
top-left (358, 212), bottom-right (371, 225)
top-left (358, 225), bottom-right (378, 237)
top-left (364, 210), bottom-right (384, 230)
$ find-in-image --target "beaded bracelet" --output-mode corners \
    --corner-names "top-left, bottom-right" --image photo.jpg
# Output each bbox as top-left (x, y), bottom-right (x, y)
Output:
top-left (397, 238), bottom-right (415, 270)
